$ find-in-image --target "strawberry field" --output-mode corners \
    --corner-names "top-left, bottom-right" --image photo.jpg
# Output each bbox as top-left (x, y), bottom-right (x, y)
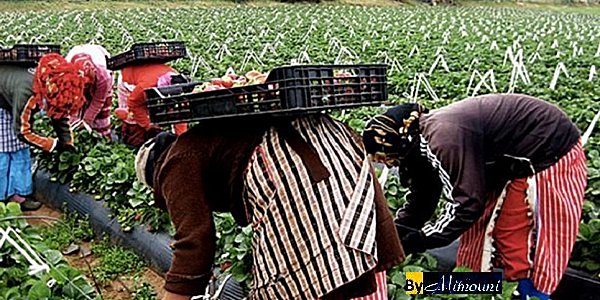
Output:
top-left (1, 2), bottom-right (599, 299)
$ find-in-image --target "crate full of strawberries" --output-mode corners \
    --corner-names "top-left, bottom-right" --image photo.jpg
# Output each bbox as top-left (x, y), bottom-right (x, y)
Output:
top-left (107, 41), bottom-right (187, 70)
top-left (0, 44), bottom-right (61, 66)
top-left (146, 64), bottom-right (388, 125)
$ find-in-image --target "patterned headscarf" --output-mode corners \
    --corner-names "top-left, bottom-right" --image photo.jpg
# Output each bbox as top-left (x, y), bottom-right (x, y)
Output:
top-left (70, 53), bottom-right (97, 85)
top-left (363, 103), bottom-right (428, 166)
top-left (32, 53), bottom-right (87, 119)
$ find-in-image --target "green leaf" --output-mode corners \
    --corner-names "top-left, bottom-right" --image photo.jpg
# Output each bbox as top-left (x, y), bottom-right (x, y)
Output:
top-left (42, 250), bottom-right (63, 265)
top-left (403, 265), bottom-right (425, 272)
top-left (452, 266), bottom-right (473, 272)
top-left (5, 202), bottom-right (22, 217)
top-left (128, 198), bottom-right (144, 208)
top-left (27, 281), bottom-right (51, 299)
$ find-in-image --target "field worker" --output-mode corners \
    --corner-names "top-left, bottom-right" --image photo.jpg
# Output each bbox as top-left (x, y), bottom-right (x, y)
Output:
top-left (67, 46), bottom-right (114, 138)
top-left (362, 94), bottom-right (587, 300)
top-left (116, 63), bottom-right (188, 148)
top-left (134, 114), bottom-right (405, 300)
top-left (0, 53), bottom-right (87, 210)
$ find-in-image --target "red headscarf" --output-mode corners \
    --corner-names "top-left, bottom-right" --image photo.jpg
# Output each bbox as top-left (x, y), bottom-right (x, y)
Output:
top-left (70, 52), bottom-right (96, 85)
top-left (32, 53), bottom-right (86, 119)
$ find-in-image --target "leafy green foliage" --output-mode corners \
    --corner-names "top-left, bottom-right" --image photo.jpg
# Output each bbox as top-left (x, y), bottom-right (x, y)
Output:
top-left (39, 208), bottom-right (95, 252)
top-left (0, 202), bottom-right (98, 300)
top-left (214, 213), bottom-right (252, 289)
top-left (90, 238), bottom-right (146, 285)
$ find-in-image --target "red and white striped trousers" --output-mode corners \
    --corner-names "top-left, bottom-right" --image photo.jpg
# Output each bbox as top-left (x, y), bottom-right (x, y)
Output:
top-left (351, 271), bottom-right (387, 300)
top-left (456, 140), bottom-right (587, 294)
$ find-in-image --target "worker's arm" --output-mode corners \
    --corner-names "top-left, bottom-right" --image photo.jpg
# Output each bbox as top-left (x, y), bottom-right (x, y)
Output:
top-left (16, 95), bottom-right (58, 152)
top-left (394, 151), bottom-right (444, 235)
top-left (417, 123), bottom-right (487, 250)
top-left (163, 291), bottom-right (191, 300)
top-left (83, 68), bottom-right (113, 125)
top-left (127, 78), bottom-right (155, 130)
top-left (155, 152), bottom-right (215, 297)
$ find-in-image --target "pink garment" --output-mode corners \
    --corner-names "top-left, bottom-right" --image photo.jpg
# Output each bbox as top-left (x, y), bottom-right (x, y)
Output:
top-left (351, 271), bottom-right (388, 300)
top-left (69, 51), bottom-right (114, 137)
top-left (157, 72), bottom-right (178, 88)
top-left (116, 80), bottom-right (137, 125)
top-left (66, 44), bottom-right (110, 68)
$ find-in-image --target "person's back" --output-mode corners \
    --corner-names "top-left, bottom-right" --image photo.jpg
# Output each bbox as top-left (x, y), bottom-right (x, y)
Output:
top-left (138, 115), bottom-right (404, 300)
top-left (0, 65), bottom-right (34, 122)
top-left (420, 94), bottom-right (580, 175)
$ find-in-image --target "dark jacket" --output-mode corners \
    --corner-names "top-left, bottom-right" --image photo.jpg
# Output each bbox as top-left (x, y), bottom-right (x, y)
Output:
top-left (396, 94), bottom-right (580, 250)
top-left (0, 65), bottom-right (73, 151)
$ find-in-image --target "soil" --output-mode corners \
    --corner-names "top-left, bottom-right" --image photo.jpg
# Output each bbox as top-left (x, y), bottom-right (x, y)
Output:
top-left (25, 205), bottom-right (167, 300)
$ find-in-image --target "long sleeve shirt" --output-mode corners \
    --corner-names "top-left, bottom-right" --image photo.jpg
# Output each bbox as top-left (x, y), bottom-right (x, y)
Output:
top-left (396, 94), bottom-right (580, 250)
top-left (70, 64), bottom-right (113, 137)
top-left (121, 63), bottom-right (175, 130)
top-left (0, 65), bottom-right (72, 152)
top-left (67, 45), bottom-right (113, 130)
top-left (152, 117), bottom-right (404, 297)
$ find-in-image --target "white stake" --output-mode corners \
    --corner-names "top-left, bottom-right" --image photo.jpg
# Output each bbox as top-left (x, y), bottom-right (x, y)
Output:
top-left (528, 52), bottom-right (541, 64)
top-left (468, 58), bottom-right (479, 71)
top-left (582, 110), bottom-right (600, 146)
top-left (408, 45), bottom-right (420, 58)
top-left (490, 40), bottom-right (499, 51)
top-left (549, 62), bottom-right (570, 90)
top-left (428, 54), bottom-right (450, 75)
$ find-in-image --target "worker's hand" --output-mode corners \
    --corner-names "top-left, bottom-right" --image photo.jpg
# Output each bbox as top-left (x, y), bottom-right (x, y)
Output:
top-left (400, 230), bottom-right (427, 256)
top-left (56, 143), bottom-right (77, 154)
top-left (72, 120), bottom-right (93, 134)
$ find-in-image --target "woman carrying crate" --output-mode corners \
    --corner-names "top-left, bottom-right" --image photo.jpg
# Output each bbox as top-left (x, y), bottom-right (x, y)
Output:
top-left (66, 47), bottom-right (114, 138)
top-left (134, 114), bottom-right (405, 300)
top-left (116, 62), bottom-right (189, 147)
top-left (0, 53), bottom-right (87, 211)
top-left (362, 94), bottom-right (587, 300)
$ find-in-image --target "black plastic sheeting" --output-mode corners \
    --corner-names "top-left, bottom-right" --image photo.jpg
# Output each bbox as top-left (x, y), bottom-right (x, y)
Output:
top-left (428, 242), bottom-right (600, 300)
top-left (33, 168), bottom-right (599, 299)
top-left (33, 169), bottom-right (173, 275)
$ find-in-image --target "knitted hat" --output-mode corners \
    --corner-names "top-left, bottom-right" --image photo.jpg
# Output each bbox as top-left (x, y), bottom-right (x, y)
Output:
top-left (32, 53), bottom-right (86, 119)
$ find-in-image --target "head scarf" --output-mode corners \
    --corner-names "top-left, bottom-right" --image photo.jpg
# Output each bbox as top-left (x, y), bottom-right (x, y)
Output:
top-left (134, 132), bottom-right (177, 189)
top-left (32, 53), bottom-right (86, 119)
top-left (363, 103), bottom-right (428, 166)
top-left (70, 53), bottom-right (97, 85)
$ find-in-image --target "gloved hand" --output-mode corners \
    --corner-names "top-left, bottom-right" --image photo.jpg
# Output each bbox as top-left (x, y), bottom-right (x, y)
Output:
top-left (400, 230), bottom-right (427, 256)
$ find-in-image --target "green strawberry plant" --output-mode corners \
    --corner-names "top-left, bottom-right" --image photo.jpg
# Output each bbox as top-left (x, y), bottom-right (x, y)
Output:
top-left (0, 202), bottom-right (97, 300)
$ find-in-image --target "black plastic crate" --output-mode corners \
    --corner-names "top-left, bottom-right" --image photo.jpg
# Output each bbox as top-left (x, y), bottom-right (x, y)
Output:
top-left (107, 41), bottom-right (187, 70)
top-left (0, 44), bottom-right (61, 65)
top-left (146, 64), bottom-right (388, 125)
